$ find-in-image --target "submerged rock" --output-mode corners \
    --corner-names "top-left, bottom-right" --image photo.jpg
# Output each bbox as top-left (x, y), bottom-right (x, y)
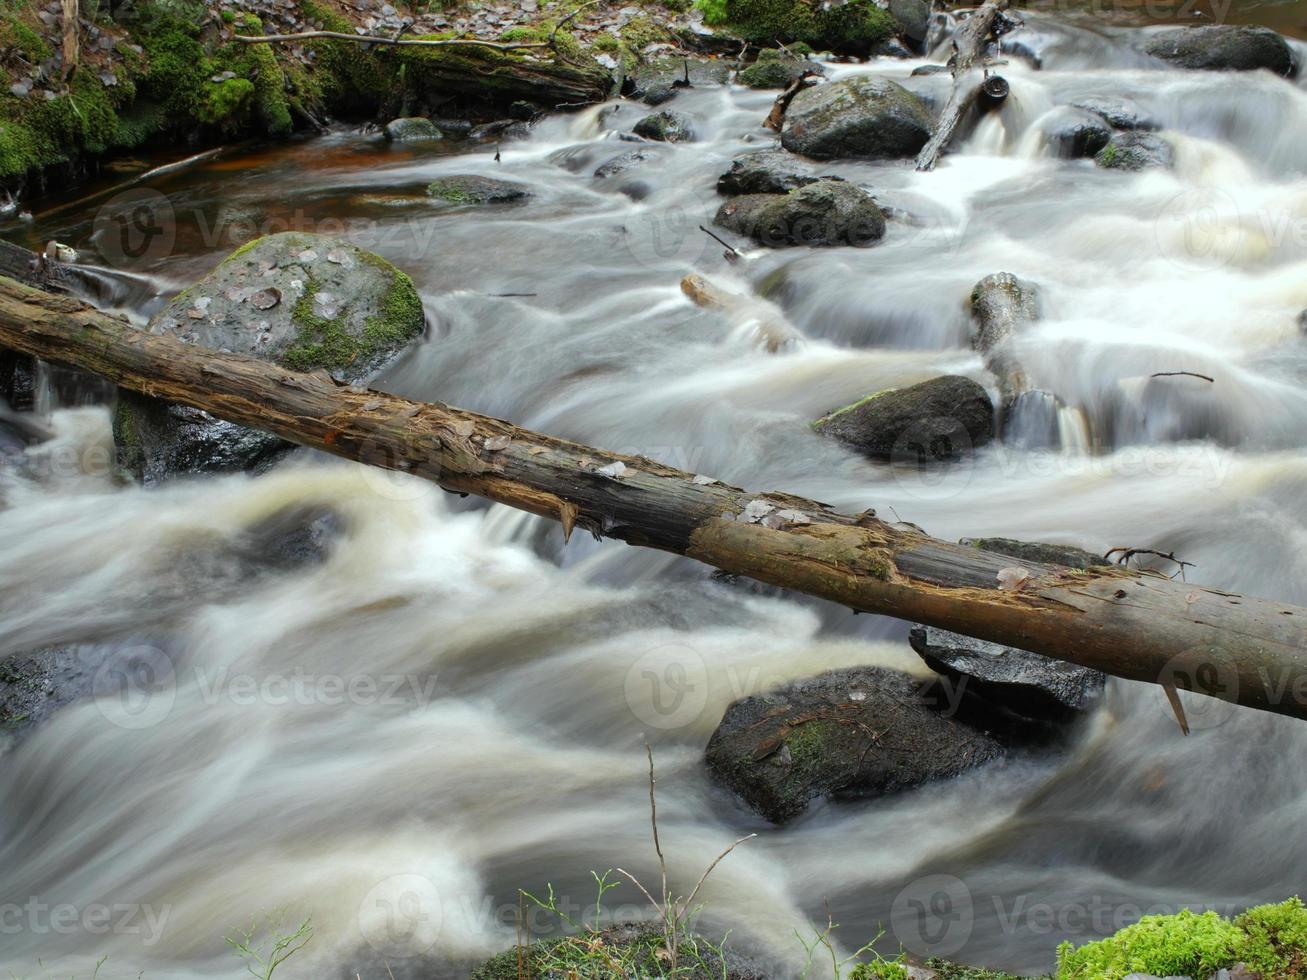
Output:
top-left (426, 175), bottom-right (532, 203)
top-left (113, 233), bottom-right (425, 482)
top-left (714, 179), bottom-right (885, 247)
top-left (1095, 130), bottom-right (1174, 171)
top-left (970, 271), bottom-right (1039, 359)
top-left (632, 109), bottom-right (697, 143)
top-left (813, 375), bottom-right (994, 461)
top-left (1145, 25), bottom-right (1295, 77)
top-left (1043, 106), bottom-right (1111, 159)
top-left (705, 666), bottom-right (1011, 823)
top-left (593, 148), bottom-right (657, 179)
top-left (781, 76), bottom-right (933, 160)
top-left (909, 625), bottom-right (1107, 722)
top-left (382, 117), bottom-right (443, 142)
top-left (1071, 96), bottom-right (1159, 132)
top-left (716, 149), bottom-right (824, 196)
top-left (738, 49), bottom-right (823, 89)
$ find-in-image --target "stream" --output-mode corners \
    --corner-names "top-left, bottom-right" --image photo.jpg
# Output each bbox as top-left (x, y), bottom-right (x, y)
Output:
top-left (4, 5), bottom-right (1307, 977)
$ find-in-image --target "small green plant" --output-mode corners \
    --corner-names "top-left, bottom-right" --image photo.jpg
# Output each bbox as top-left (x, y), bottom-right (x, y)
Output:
top-left (225, 911), bottom-right (313, 980)
top-left (693, 0), bottom-right (728, 24)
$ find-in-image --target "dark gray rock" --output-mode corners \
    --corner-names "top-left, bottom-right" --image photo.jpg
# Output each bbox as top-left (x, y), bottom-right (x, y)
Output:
top-left (1043, 106), bottom-right (1111, 159)
top-left (1095, 130), bottom-right (1174, 171)
top-left (593, 148), bottom-right (656, 179)
top-left (890, 0), bottom-right (930, 43)
top-left (714, 179), bottom-right (885, 248)
top-left (629, 56), bottom-right (731, 105)
top-left (812, 375), bottom-right (994, 461)
top-left (910, 63), bottom-right (951, 76)
top-left (1146, 25), bottom-right (1294, 77)
top-left (1071, 96), bottom-right (1159, 131)
top-left (429, 117), bottom-right (474, 138)
top-left (705, 666), bottom-right (1011, 823)
top-left (781, 76), bottom-right (933, 160)
top-left (738, 50), bottom-right (823, 89)
top-left (426, 175), bottom-right (532, 203)
top-left (113, 232), bottom-right (425, 483)
top-left (716, 149), bottom-right (824, 196)
top-left (382, 117), bottom-right (443, 142)
top-left (632, 109), bottom-right (696, 143)
top-left (0, 350), bottom-right (35, 411)
top-left (468, 119), bottom-right (531, 141)
top-left (909, 625), bottom-right (1107, 722)
top-left (970, 271), bottom-right (1039, 358)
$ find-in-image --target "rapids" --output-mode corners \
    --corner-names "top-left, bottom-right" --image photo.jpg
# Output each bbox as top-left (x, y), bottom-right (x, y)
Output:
top-left (4, 7), bottom-right (1307, 977)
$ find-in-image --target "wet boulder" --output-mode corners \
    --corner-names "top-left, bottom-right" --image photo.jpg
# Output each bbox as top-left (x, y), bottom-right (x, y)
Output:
top-left (1145, 25), bottom-right (1295, 77)
top-left (1071, 96), bottom-right (1159, 132)
top-left (781, 76), bottom-right (933, 160)
top-left (738, 49), bottom-right (823, 89)
top-left (593, 148), bottom-right (657, 179)
top-left (1095, 130), bottom-right (1174, 171)
top-left (632, 109), bottom-right (697, 143)
top-left (628, 56), bottom-right (731, 106)
top-left (705, 666), bottom-right (1011, 823)
top-left (970, 272), bottom-right (1039, 358)
top-left (1043, 106), bottom-right (1111, 159)
top-left (812, 375), bottom-right (994, 461)
top-left (714, 179), bottom-right (885, 247)
top-left (716, 149), bottom-right (825, 196)
top-left (0, 350), bottom-right (35, 411)
top-left (426, 175), bottom-right (532, 203)
top-left (113, 233), bottom-right (425, 483)
top-left (382, 117), bottom-right (443, 142)
top-left (889, 0), bottom-right (931, 44)
top-left (909, 625), bottom-right (1107, 723)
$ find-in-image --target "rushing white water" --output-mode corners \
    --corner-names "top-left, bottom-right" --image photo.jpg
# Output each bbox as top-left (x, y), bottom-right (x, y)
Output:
top-left (4, 11), bottom-right (1307, 978)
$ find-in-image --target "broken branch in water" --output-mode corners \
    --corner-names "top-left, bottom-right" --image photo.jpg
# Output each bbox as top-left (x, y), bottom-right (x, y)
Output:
top-left (698, 225), bottom-right (741, 262)
top-left (232, 30), bottom-right (548, 51)
top-left (1150, 371), bottom-right (1215, 383)
top-left (764, 71), bottom-right (819, 132)
top-left (1105, 547), bottom-right (1196, 581)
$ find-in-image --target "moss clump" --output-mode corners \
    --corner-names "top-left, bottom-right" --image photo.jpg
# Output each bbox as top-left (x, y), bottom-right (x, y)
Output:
top-left (721, 0), bottom-right (896, 53)
top-left (0, 65), bottom-right (134, 179)
top-left (0, 13), bottom-right (51, 63)
top-left (738, 53), bottom-right (804, 88)
top-left (232, 15), bottom-right (294, 135)
top-left (1054, 902), bottom-right (1307, 980)
top-left (281, 259), bottom-right (423, 373)
top-left (426, 179), bottom-right (475, 204)
top-left (620, 14), bottom-right (673, 52)
top-left (812, 388), bottom-right (894, 428)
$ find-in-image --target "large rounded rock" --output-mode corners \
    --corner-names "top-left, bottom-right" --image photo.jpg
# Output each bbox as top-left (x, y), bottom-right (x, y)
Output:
top-left (632, 109), bottom-right (696, 143)
top-left (1145, 25), bottom-right (1295, 76)
top-left (738, 49), bottom-right (823, 89)
top-left (716, 149), bottom-right (824, 196)
top-left (426, 175), bottom-right (531, 204)
top-left (1042, 106), bottom-right (1111, 159)
top-left (705, 666), bottom-right (1011, 823)
top-left (812, 375), bottom-right (994, 461)
top-left (1071, 96), bottom-right (1159, 132)
top-left (383, 117), bottom-right (443, 142)
top-left (889, 0), bottom-right (930, 43)
top-left (781, 76), bottom-right (933, 160)
top-left (113, 232), bottom-right (425, 483)
top-left (1095, 130), bottom-right (1174, 171)
top-left (714, 179), bottom-right (885, 247)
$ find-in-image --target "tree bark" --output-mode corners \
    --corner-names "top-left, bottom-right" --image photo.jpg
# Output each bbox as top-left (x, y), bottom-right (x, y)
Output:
top-left (0, 273), bottom-right (1304, 721)
top-left (60, 0), bottom-right (78, 81)
top-left (916, 0), bottom-right (1010, 172)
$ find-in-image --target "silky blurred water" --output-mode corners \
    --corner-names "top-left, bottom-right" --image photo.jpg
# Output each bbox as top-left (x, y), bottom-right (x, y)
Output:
top-left (3, 12), bottom-right (1307, 979)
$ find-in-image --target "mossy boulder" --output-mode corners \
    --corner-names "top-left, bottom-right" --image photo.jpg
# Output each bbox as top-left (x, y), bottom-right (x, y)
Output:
top-left (737, 49), bottom-right (823, 89)
top-left (814, 375), bottom-right (993, 462)
top-left (722, 0), bottom-right (898, 55)
top-left (714, 179), bottom-right (885, 247)
top-left (781, 76), bottom-right (933, 160)
top-left (113, 232), bottom-right (425, 482)
top-left (1145, 24), bottom-right (1295, 77)
top-left (425, 175), bottom-right (532, 204)
top-left (716, 148), bottom-right (825, 196)
top-left (1095, 130), bottom-right (1174, 171)
top-left (632, 109), bottom-right (697, 142)
top-left (383, 117), bottom-right (444, 142)
top-left (705, 666), bottom-right (1014, 823)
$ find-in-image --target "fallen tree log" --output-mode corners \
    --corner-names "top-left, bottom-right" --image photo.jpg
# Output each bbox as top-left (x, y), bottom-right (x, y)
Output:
top-left (916, 0), bottom-right (1010, 172)
top-left (0, 274), bottom-right (1305, 721)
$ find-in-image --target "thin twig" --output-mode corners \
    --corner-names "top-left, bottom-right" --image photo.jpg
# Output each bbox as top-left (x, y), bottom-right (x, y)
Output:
top-left (232, 31), bottom-right (548, 50)
top-left (681, 834), bottom-right (757, 912)
top-left (645, 743), bottom-right (668, 908)
top-left (698, 225), bottom-right (740, 257)
top-left (1105, 546), bottom-right (1196, 581)
top-left (550, 0), bottom-right (602, 42)
top-left (1150, 370), bottom-right (1215, 383)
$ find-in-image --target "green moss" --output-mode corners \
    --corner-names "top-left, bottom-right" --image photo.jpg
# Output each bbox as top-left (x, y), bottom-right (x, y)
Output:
top-left (1097, 143), bottom-right (1118, 167)
top-left (232, 15), bottom-right (294, 135)
top-left (695, 0), bottom-right (729, 24)
top-left (426, 179), bottom-right (475, 204)
top-left (591, 30), bottom-right (621, 53)
top-left (198, 77), bottom-right (255, 130)
top-left (111, 395), bottom-right (145, 476)
top-left (619, 14), bottom-right (673, 51)
top-left (1234, 898), bottom-right (1307, 978)
top-left (738, 55), bottom-right (802, 88)
top-left (0, 13), bottom-right (51, 62)
top-left (784, 719), bottom-right (840, 771)
top-left (812, 388), bottom-right (894, 428)
top-left (1055, 909), bottom-right (1245, 980)
top-left (721, 0), bottom-right (895, 52)
top-left (923, 960), bottom-right (1028, 980)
